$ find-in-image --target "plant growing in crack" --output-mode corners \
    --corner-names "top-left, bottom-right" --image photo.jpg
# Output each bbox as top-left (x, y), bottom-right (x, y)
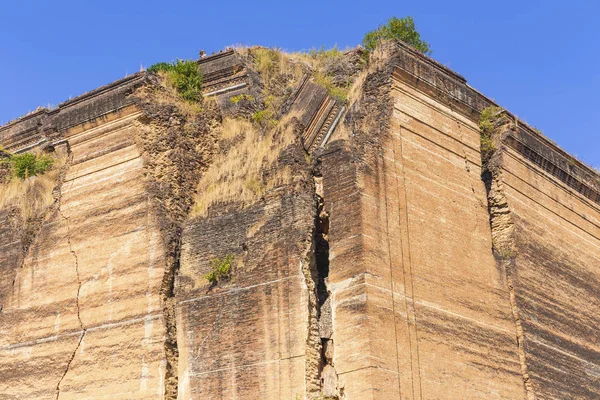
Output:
top-left (479, 105), bottom-right (502, 163)
top-left (204, 254), bottom-right (234, 284)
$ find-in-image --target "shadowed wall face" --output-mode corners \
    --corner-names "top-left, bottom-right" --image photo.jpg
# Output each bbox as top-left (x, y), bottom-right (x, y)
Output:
top-left (499, 137), bottom-right (600, 399)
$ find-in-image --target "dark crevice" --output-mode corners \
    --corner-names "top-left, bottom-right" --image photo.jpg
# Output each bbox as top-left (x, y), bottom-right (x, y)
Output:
top-left (161, 232), bottom-right (182, 400)
top-left (313, 165), bottom-right (343, 399)
top-left (479, 116), bottom-right (536, 400)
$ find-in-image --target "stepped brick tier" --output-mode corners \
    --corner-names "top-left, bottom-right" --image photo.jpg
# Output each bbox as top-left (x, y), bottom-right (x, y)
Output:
top-left (1, 42), bottom-right (599, 399)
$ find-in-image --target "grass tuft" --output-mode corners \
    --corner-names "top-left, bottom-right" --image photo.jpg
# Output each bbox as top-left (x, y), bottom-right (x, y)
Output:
top-left (204, 254), bottom-right (235, 284)
top-left (479, 106), bottom-right (501, 161)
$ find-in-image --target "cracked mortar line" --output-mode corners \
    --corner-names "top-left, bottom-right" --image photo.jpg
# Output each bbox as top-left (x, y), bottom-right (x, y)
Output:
top-left (55, 176), bottom-right (87, 400)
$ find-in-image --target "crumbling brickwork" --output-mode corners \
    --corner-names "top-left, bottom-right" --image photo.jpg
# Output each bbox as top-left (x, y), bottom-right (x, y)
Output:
top-left (0, 42), bottom-right (599, 400)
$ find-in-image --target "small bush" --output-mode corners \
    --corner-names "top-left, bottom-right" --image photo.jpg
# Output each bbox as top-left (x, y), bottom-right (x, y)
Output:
top-left (147, 59), bottom-right (203, 102)
top-left (147, 62), bottom-right (173, 73)
top-left (363, 16), bottom-right (431, 55)
top-left (10, 153), bottom-right (54, 179)
top-left (204, 254), bottom-right (234, 284)
top-left (252, 108), bottom-right (277, 127)
top-left (479, 106), bottom-right (500, 134)
top-left (479, 106), bottom-right (501, 160)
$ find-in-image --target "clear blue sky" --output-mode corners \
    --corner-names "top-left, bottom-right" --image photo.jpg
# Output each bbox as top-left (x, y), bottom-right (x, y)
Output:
top-left (1, 0), bottom-right (598, 167)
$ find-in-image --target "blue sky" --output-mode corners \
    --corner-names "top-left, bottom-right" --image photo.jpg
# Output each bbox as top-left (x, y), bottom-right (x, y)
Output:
top-left (1, 0), bottom-right (598, 167)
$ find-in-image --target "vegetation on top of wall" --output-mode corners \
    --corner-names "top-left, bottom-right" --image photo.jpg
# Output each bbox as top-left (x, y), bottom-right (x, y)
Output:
top-left (246, 47), bottom-right (305, 128)
top-left (147, 59), bottom-right (203, 102)
top-left (362, 16), bottom-right (431, 55)
top-left (313, 72), bottom-right (349, 102)
top-left (295, 45), bottom-right (354, 102)
top-left (479, 106), bottom-right (502, 162)
top-left (204, 254), bottom-right (235, 284)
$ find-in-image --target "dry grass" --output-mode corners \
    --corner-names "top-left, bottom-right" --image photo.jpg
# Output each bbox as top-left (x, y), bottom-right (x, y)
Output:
top-left (0, 154), bottom-right (66, 221)
top-left (191, 117), bottom-right (295, 217)
top-left (233, 47), bottom-right (308, 129)
top-left (238, 46), bottom-right (306, 84)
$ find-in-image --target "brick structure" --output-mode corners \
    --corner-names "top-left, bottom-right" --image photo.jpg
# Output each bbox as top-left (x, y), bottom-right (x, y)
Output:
top-left (0, 42), bottom-right (599, 399)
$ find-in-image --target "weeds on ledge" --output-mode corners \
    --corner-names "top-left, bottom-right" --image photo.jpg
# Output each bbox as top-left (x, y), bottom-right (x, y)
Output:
top-left (314, 72), bottom-right (349, 102)
top-left (230, 94), bottom-right (255, 104)
top-left (148, 59), bottom-right (203, 102)
top-left (204, 254), bottom-right (234, 284)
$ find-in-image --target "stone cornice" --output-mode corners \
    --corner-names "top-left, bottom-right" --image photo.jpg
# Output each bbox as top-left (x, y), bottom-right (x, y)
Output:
top-left (390, 40), bottom-right (600, 203)
top-left (0, 73), bottom-right (147, 153)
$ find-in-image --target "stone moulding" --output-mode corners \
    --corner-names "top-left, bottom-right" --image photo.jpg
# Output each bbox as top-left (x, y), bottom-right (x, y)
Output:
top-left (197, 49), bottom-right (248, 96)
top-left (504, 128), bottom-right (600, 206)
top-left (0, 73), bottom-right (146, 153)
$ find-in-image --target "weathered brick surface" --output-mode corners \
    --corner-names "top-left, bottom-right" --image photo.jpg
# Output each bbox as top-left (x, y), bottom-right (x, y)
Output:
top-left (176, 144), bottom-right (316, 399)
top-left (0, 108), bottom-right (169, 399)
top-left (499, 138), bottom-right (600, 399)
top-left (1, 41), bottom-right (599, 400)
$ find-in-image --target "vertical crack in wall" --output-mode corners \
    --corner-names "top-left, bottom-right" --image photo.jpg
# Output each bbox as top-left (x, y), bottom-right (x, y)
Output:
top-left (307, 166), bottom-right (343, 399)
top-left (160, 233), bottom-right (182, 400)
top-left (54, 149), bottom-right (87, 400)
top-left (480, 113), bottom-right (536, 400)
top-left (302, 224), bottom-right (322, 400)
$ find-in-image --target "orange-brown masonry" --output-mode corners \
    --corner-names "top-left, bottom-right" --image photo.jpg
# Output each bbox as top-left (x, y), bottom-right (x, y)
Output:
top-left (1, 42), bottom-right (599, 399)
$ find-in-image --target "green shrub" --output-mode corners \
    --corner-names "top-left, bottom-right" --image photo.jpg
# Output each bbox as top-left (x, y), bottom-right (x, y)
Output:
top-left (479, 106), bottom-right (501, 161)
top-left (10, 153), bottom-right (54, 179)
top-left (204, 254), bottom-right (234, 284)
top-left (147, 62), bottom-right (173, 73)
top-left (363, 16), bottom-right (431, 55)
top-left (148, 59), bottom-right (203, 102)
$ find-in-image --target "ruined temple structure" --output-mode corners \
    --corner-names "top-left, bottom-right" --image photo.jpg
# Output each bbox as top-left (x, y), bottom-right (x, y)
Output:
top-left (1, 41), bottom-right (599, 399)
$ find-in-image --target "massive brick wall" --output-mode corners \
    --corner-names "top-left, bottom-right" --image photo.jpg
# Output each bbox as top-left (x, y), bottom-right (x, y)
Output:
top-left (1, 42), bottom-right (599, 400)
top-left (176, 181), bottom-right (315, 399)
top-left (0, 107), bottom-right (169, 399)
top-left (318, 43), bottom-right (600, 399)
top-left (320, 51), bottom-right (524, 399)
